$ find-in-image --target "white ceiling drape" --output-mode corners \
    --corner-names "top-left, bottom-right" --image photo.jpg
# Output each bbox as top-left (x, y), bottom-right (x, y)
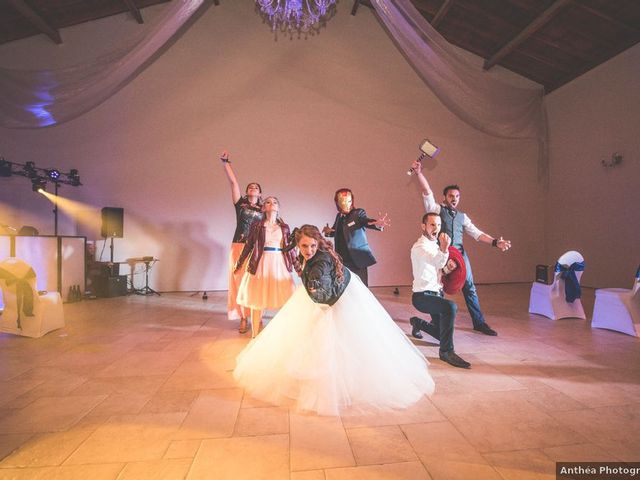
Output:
top-left (1, 0), bottom-right (548, 179)
top-left (371, 0), bottom-right (548, 180)
top-left (0, 0), bottom-right (204, 129)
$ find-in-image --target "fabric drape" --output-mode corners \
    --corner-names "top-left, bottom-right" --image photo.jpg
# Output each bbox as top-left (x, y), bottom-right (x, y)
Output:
top-left (370, 0), bottom-right (548, 180)
top-left (0, 0), bottom-right (203, 129)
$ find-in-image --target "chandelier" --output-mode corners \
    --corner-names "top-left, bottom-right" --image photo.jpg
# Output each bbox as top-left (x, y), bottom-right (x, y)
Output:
top-left (255, 0), bottom-right (337, 32)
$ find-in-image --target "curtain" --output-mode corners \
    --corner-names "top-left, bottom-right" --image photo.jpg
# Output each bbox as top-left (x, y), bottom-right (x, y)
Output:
top-left (371, 0), bottom-right (548, 180)
top-left (0, 0), bottom-right (204, 129)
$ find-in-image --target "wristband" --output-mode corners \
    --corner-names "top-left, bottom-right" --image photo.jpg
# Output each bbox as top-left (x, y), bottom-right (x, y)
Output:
top-left (492, 238), bottom-right (498, 247)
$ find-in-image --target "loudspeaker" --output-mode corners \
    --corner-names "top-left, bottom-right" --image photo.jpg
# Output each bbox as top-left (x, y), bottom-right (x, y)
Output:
top-left (93, 275), bottom-right (127, 298)
top-left (98, 262), bottom-right (120, 277)
top-left (18, 225), bottom-right (39, 235)
top-left (101, 207), bottom-right (124, 238)
top-left (535, 264), bottom-right (550, 284)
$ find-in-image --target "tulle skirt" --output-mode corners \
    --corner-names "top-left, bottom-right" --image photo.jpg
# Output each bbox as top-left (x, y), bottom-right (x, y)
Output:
top-left (236, 251), bottom-right (296, 311)
top-left (228, 243), bottom-right (250, 320)
top-left (233, 274), bottom-right (435, 416)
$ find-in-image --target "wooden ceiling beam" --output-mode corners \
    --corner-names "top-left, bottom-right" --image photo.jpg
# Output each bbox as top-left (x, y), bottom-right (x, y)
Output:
top-left (7, 0), bottom-right (61, 44)
top-left (431, 0), bottom-right (454, 28)
top-left (533, 32), bottom-right (592, 62)
top-left (546, 37), bottom-right (640, 92)
top-left (351, 0), bottom-right (373, 15)
top-left (123, 0), bottom-right (144, 24)
top-left (351, 0), bottom-right (361, 16)
top-left (483, 0), bottom-right (571, 70)
top-left (572, 2), bottom-right (640, 34)
top-left (409, 0), bottom-right (437, 17)
top-left (514, 49), bottom-right (574, 74)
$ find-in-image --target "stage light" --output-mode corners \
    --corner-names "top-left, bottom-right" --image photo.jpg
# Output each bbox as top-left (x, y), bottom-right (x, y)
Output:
top-left (24, 161), bottom-right (37, 178)
top-left (68, 168), bottom-right (81, 186)
top-left (31, 177), bottom-right (47, 192)
top-left (0, 158), bottom-right (12, 177)
top-left (47, 169), bottom-right (61, 180)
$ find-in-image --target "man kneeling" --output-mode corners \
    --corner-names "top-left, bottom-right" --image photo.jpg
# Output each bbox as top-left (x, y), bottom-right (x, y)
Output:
top-left (410, 212), bottom-right (470, 369)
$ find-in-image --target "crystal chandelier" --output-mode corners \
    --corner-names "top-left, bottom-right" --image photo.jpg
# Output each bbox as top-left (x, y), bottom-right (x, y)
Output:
top-left (256, 0), bottom-right (337, 32)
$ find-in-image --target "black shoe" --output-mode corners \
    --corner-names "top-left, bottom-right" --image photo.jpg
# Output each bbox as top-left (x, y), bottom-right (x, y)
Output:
top-left (409, 317), bottom-right (423, 339)
top-left (474, 323), bottom-right (498, 336)
top-left (439, 350), bottom-right (471, 369)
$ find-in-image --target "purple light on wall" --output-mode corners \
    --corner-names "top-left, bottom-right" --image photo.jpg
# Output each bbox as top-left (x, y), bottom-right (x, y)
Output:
top-left (26, 103), bottom-right (56, 127)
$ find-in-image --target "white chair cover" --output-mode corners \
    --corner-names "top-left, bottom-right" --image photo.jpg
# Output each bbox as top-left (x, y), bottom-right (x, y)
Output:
top-left (591, 267), bottom-right (640, 337)
top-left (528, 250), bottom-right (586, 320)
top-left (0, 257), bottom-right (65, 338)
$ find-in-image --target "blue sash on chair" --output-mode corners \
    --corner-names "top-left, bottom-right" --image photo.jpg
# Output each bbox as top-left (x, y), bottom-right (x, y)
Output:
top-left (555, 261), bottom-right (585, 303)
top-left (0, 266), bottom-right (36, 329)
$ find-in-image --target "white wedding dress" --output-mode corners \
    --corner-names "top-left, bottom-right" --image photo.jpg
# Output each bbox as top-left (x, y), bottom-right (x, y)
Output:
top-left (233, 274), bottom-right (435, 416)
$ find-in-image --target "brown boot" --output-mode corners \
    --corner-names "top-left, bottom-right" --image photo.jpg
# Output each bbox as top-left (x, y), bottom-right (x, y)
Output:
top-left (239, 318), bottom-right (248, 334)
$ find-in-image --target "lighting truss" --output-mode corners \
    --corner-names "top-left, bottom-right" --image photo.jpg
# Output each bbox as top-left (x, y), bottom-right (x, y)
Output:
top-left (0, 157), bottom-right (82, 189)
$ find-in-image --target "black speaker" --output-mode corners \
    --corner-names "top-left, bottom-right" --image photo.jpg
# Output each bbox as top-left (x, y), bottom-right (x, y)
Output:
top-left (98, 262), bottom-right (120, 277)
top-left (535, 264), bottom-right (550, 284)
top-left (93, 275), bottom-right (127, 298)
top-left (101, 207), bottom-right (124, 238)
top-left (18, 225), bottom-right (39, 235)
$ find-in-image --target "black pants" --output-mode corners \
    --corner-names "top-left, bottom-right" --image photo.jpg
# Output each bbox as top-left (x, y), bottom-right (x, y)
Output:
top-left (411, 291), bottom-right (457, 353)
top-left (348, 266), bottom-right (368, 286)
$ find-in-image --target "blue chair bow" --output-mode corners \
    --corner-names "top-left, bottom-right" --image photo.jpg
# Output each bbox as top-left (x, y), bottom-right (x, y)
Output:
top-left (555, 261), bottom-right (585, 303)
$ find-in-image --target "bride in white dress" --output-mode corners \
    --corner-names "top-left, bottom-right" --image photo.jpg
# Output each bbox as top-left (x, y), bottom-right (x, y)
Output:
top-left (233, 225), bottom-right (435, 416)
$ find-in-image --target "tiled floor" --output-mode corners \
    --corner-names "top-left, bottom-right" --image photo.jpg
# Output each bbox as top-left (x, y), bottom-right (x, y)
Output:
top-left (1, 284), bottom-right (639, 479)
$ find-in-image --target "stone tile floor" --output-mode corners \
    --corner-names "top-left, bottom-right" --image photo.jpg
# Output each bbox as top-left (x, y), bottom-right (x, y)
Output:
top-left (0, 284), bottom-right (638, 479)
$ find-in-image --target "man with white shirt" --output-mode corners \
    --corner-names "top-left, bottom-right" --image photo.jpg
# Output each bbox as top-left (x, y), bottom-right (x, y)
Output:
top-left (410, 161), bottom-right (511, 336)
top-left (410, 212), bottom-right (470, 369)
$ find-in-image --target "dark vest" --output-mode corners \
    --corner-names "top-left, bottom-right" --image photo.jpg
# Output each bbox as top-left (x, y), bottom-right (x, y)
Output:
top-left (439, 206), bottom-right (466, 250)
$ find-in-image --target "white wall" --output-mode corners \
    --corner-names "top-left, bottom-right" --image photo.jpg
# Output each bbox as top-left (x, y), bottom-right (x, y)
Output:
top-left (0, 1), bottom-right (544, 291)
top-left (545, 43), bottom-right (640, 288)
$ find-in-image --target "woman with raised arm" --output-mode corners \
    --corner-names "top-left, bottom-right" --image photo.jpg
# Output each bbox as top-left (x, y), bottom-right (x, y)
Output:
top-left (220, 151), bottom-right (263, 334)
top-left (233, 225), bottom-right (434, 416)
top-left (234, 196), bottom-right (297, 338)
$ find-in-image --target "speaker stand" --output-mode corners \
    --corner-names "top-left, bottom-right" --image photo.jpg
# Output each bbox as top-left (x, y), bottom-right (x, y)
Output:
top-left (190, 291), bottom-right (208, 300)
top-left (138, 260), bottom-right (160, 296)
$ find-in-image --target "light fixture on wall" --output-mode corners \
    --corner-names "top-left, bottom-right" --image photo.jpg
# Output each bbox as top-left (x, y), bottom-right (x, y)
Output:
top-left (24, 161), bottom-right (38, 178)
top-left (31, 177), bottom-right (47, 192)
top-left (1, 157), bottom-right (82, 235)
top-left (47, 169), bottom-right (61, 180)
top-left (0, 158), bottom-right (12, 177)
top-left (255, 0), bottom-right (337, 32)
top-left (602, 152), bottom-right (623, 168)
top-left (0, 158), bottom-right (81, 188)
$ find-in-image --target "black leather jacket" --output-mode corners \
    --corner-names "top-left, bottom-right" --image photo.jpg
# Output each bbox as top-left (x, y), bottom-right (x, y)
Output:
top-left (232, 197), bottom-right (263, 243)
top-left (236, 220), bottom-right (298, 275)
top-left (302, 251), bottom-right (351, 305)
